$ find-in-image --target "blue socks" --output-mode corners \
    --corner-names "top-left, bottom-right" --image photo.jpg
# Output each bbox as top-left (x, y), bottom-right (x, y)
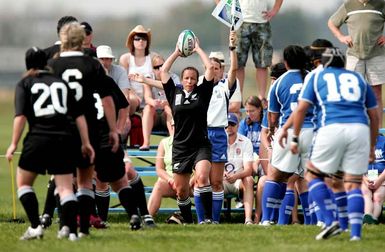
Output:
top-left (278, 189), bottom-right (295, 225)
top-left (212, 191), bottom-right (224, 223)
top-left (308, 178), bottom-right (335, 226)
top-left (194, 188), bottom-right (204, 223)
top-left (262, 181), bottom-right (286, 222)
top-left (299, 191), bottom-right (311, 225)
top-left (347, 189), bottom-right (364, 238)
top-left (334, 191), bottom-right (348, 231)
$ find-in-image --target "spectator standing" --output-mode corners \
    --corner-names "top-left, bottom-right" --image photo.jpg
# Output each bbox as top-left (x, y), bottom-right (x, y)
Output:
top-left (215, 0), bottom-right (283, 101)
top-left (328, 0), bottom-right (385, 127)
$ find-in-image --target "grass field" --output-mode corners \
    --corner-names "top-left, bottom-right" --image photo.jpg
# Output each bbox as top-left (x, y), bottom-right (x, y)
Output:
top-left (1, 72), bottom-right (385, 252)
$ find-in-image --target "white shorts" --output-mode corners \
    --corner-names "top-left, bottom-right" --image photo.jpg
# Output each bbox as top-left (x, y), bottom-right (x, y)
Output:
top-left (224, 179), bottom-right (242, 195)
top-left (271, 128), bottom-right (313, 176)
top-left (346, 54), bottom-right (385, 86)
top-left (310, 124), bottom-right (370, 175)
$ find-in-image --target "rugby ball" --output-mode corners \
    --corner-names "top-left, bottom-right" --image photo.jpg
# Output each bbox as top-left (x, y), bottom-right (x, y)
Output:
top-left (177, 30), bottom-right (196, 57)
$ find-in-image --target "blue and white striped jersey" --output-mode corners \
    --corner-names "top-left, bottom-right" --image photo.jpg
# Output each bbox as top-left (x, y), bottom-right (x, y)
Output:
top-left (268, 69), bottom-right (314, 128)
top-left (300, 67), bottom-right (377, 128)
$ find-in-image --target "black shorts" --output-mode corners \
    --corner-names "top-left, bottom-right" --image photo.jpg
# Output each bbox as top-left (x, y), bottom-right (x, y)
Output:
top-left (74, 130), bottom-right (99, 169)
top-left (172, 144), bottom-right (212, 174)
top-left (19, 133), bottom-right (77, 175)
top-left (95, 144), bottom-right (126, 183)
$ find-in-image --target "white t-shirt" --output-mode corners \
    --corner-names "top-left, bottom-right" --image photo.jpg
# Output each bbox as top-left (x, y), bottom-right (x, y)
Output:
top-left (128, 54), bottom-right (153, 107)
top-left (225, 133), bottom-right (254, 174)
top-left (198, 75), bottom-right (231, 127)
top-left (239, 0), bottom-right (269, 24)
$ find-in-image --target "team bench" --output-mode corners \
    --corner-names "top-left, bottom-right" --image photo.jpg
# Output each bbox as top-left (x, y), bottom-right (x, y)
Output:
top-left (108, 161), bottom-right (244, 216)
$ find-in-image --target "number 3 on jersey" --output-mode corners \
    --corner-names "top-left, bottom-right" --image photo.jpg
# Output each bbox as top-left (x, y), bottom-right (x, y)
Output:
top-left (62, 68), bottom-right (104, 120)
top-left (290, 83), bottom-right (303, 111)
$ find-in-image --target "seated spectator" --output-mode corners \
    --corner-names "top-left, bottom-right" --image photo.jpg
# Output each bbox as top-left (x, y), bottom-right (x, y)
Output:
top-left (119, 25), bottom-right (153, 116)
top-left (140, 53), bottom-right (178, 150)
top-left (224, 113), bottom-right (254, 224)
top-left (238, 96), bottom-right (264, 175)
top-left (362, 134), bottom-right (385, 224)
top-left (97, 45), bottom-right (131, 140)
top-left (147, 121), bottom-right (194, 216)
top-left (120, 25), bottom-right (154, 147)
top-left (97, 45), bottom-right (130, 97)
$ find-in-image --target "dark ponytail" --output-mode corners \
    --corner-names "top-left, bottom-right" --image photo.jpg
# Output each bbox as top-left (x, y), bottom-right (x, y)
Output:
top-left (283, 45), bottom-right (308, 81)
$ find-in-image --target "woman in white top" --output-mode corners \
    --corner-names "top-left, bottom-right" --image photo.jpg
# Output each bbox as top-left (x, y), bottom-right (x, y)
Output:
top-left (119, 25), bottom-right (153, 115)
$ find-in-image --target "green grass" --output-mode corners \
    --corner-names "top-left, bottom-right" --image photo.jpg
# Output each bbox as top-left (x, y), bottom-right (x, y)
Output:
top-left (2, 73), bottom-right (385, 251)
top-left (1, 222), bottom-right (384, 252)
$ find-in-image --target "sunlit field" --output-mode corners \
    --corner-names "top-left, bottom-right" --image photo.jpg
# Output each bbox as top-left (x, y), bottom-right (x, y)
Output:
top-left (1, 66), bottom-right (385, 252)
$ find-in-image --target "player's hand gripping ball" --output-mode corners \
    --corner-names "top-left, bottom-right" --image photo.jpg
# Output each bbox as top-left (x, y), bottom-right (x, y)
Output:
top-left (177, 30), bottom-right (196, 57)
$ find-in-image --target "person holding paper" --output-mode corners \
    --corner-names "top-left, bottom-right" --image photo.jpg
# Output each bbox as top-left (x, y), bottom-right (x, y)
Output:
top-left (215, 0), bottom-right (283, 102)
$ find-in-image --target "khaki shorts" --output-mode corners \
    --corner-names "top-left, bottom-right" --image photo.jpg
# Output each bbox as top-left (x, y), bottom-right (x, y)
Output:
top-left (224, 179), bottom-right (242, 195)
top-left (346, 54), bottom-right (385, 86)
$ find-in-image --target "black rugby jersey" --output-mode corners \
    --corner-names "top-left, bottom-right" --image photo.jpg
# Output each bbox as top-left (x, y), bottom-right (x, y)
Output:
top-left (44, 43), bottom-right (97, 60)
top-left (163, 76), bottom-right (213, 147)
top-left (48, 51), bottom-right (112, 129)
top-left (15, 70), bottom-right (83, 135)
top-left (98, 75), bottom-right (129, 146)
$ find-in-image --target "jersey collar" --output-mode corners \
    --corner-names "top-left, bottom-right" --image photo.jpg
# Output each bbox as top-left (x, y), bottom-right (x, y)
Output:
top-left (60, 51), bottom-right (84, 57)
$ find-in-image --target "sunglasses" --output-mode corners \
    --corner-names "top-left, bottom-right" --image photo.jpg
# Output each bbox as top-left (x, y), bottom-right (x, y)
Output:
top-left (133, 36), bottom-right (147, 42)
top-left (153, 64), bottom-right (163, 70)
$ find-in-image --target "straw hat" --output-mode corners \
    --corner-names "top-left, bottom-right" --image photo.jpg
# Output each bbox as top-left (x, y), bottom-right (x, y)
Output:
top-left (125, 25), bottom-right (151, 53)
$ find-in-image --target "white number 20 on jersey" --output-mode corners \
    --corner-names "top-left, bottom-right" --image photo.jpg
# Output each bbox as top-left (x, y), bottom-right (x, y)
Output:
top-left (324, 73), bottom-right (361, 102)
top-left (32, 82), bottom-right (68, 117)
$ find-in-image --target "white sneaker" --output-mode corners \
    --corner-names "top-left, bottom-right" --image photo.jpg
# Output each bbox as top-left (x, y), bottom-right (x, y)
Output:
top-left (57, 226), bottom-right (70, 239)
top-left (20, 225), bottom-right (44, 240)
top-left (315, 221), bottom-right (341, 240)
top-left (142, 215), bottom-right (156, 228)
top-left (235, 201), bottom-right (244, 209)
top-left (316, 221), bottom-right (325, 228)
top-left (259, 220), bottom-right (271, 226)
top-left (350, 236), bottom-right (361, 241)
top-left (68, 233), bottom-right (78, 241)
top-left (245, 220), bottom-right (254, 225)
top-left (78, 232), bottom-right (89, 238)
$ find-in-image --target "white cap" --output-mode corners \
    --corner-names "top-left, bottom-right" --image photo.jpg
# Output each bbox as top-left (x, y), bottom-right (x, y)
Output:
top-left (209, 51), bottom-right (227, 65)
top-left (97, 45), bottom-right (115, 58)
